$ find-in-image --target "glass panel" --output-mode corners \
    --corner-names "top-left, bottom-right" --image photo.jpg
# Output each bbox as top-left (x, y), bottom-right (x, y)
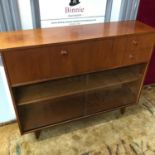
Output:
top-left (85, 64), bottom-right (145, 114)
top-left (14, 63), bottom-right (146, 131)
top-left (86, 81), bottom-right (139, 114)
top-left (19, 93), bottom-right (85, 131)
top-left (13, 63), bottom-right (145, 106)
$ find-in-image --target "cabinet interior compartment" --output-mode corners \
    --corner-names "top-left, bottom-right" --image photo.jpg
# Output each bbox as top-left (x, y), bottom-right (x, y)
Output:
top-left (13, 63), bottom-right (146, 106)
top-left (18, 93), bottom-right (85, 132)
top-left (86, 80), bottom-right (140, 115)
top-left (13, 63), bottom-right (146, 132)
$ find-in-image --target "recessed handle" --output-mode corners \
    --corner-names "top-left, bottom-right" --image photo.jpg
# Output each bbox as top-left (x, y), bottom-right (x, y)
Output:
top-left (132, 40), bottom-right (138, 46)
top-left (61, 50), bottom-right (68, 55)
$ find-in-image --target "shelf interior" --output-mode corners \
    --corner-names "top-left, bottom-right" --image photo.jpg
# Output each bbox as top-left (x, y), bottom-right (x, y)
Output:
top-left (19, 93), bottom-right (85, 131)
top-left (86, 82), bottom-right (137, 114)
top-left (16, 63), bottom-right (146, 132)
top-left (13, 63), bottom-right (145, 106)
top-left (18, 82), bottom-right (137, 132)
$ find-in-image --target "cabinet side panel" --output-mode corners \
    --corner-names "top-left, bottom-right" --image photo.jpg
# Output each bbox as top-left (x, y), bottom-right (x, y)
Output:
top-left (1, 53), bottom-right (23, 133)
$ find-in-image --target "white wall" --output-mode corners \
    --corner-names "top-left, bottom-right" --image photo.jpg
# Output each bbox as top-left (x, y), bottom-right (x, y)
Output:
top-left (0, 56), bottom-right (16, 123)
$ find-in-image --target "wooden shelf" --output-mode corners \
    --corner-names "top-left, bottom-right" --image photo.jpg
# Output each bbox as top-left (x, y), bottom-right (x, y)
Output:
top-left (13, 65), bottom-right (143, 106)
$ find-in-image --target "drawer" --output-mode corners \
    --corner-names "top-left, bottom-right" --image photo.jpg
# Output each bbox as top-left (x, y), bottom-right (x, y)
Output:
top-left (122, 48), bottom-right (152, 65)
top-left (126, 34), bottom-right (154, 51)
top-left (122, 34), bottom-right (154, 65)
top-left (113, 34), bottom-right (154, 66)
top-left (18, 94), bottom-right (85, 131)
top-left (4, 39), bottom-right (118, 86)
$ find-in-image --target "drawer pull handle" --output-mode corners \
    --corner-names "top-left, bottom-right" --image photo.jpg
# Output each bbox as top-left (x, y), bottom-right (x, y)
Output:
top-left (129, 54), bottom-right (134, 59)
top-left (61, 50), bottom-right (68, 55)
top-left (132, 40), bottom-right (138, 46)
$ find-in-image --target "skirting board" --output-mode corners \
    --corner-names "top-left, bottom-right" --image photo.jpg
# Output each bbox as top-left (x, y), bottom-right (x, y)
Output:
top-left (0, 119), bottom-right (16, 127)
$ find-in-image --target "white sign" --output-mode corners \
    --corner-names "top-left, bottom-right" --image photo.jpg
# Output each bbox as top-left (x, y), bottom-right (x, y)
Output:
top-left (39, 0), bottom-right (107, 27)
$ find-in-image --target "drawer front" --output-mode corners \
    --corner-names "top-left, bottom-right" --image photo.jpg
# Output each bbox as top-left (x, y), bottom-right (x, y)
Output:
top-left (113, 34), bottom-right (154, 66)
top-left (4, 39), bottom-right (119, 86)
top-left (19, 94), bottom-right (85, 131)
top-left (123, 34), bottom-right (154, 65)
top-left (126, 34), bottom-right (154, 51)
top-left (122, 48), bottom-right (152, 65)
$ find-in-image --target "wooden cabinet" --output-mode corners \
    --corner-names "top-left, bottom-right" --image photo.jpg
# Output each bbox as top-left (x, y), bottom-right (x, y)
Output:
top-left (0, 21), bottom-right (155, 137)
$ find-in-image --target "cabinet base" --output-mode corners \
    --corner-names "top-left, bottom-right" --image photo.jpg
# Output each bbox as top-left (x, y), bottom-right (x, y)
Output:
top-left (120, 107), bottom-right (126, 114)
top-left (35, 131), bottom-right (41, 139)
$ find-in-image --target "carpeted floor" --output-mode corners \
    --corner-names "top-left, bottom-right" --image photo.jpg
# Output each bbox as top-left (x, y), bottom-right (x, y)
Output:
top-left (1, 86), bottom-right (155, 155)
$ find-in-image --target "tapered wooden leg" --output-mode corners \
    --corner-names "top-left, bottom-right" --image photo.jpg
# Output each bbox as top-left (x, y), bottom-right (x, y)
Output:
top-left (120, 107), bottom-right (126, 115)
top-left (35, 131), bottom-right (41, 139)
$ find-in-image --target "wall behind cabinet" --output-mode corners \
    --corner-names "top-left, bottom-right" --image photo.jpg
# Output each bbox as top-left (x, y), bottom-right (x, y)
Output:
top-left (0, 56), bottom-right (16, 123)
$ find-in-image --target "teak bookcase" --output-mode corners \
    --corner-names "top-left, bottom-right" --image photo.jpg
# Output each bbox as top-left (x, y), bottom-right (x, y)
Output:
top-left (0, 21), bottom-right (155, 138)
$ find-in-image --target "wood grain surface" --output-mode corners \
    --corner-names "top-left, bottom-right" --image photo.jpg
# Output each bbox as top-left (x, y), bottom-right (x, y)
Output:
top-left (0, 21), bottom-right (155, 51)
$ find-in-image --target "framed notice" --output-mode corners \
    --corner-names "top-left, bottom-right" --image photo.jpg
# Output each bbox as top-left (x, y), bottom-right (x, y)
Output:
top-left (39, 0), bottom-right (107, 27)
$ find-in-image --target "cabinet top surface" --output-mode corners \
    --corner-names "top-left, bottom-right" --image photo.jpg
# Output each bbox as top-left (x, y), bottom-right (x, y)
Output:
top-left (0, 21), bottom-right (154, 51)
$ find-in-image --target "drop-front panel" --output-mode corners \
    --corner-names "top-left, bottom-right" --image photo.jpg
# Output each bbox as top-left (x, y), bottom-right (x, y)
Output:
top-left (0, 21), bottom-right (155, 136)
